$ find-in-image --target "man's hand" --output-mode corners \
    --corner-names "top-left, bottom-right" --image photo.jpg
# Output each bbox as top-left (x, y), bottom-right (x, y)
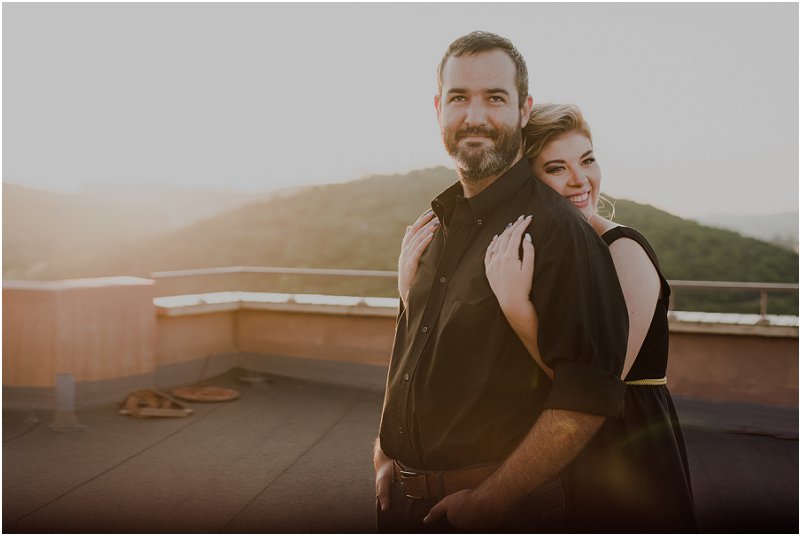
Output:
top-left (373, 441), bottom-right (394, 512)
top-left (423, 488), bottom-right (503, 530)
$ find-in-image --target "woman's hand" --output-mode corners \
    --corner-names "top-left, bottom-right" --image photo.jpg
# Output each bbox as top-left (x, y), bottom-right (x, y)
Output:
top-left (485, 215), bottom-right (534, 311)
top-left (485, 215), bottom-right (553, 380)
top-left (398, 210), bottom-right (439, 307)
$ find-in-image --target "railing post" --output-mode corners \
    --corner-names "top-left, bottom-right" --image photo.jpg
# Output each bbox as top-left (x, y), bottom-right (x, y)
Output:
top-left (759, 288), bottom-right (769, 324)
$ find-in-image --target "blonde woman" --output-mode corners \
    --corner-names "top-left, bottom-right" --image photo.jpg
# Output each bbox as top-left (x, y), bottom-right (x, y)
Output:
top-left (399, 104), bottom-right (695, 532)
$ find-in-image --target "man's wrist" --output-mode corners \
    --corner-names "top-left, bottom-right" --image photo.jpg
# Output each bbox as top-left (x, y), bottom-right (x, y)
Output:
top-left (470, 482), bottom-right (510, 526)
top-left (373, 439), bottom-right (391, 468)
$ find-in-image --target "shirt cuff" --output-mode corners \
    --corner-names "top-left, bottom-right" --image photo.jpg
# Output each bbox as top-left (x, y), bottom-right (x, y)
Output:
top-left (543, 362), bottom-right (626, 418)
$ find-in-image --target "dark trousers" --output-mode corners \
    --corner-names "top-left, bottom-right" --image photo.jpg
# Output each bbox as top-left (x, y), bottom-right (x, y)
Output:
top-left (376, 477), bottom-right (565, 533)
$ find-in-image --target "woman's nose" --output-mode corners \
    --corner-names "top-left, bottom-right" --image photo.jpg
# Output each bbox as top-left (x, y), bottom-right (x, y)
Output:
top-left (567, 169), bottom-right (588, 187)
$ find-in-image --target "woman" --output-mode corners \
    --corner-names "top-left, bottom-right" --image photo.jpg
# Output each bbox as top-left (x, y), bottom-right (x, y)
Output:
top-left (398, 104), bottom-right (696, 532)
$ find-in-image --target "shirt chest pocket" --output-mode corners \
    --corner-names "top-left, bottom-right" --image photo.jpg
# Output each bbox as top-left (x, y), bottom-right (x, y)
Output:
top-left (430, 291), bottom-right (520, 395)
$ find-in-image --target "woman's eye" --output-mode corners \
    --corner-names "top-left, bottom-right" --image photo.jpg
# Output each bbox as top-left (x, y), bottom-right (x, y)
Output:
top-left (582, 157), bottom-right (596, 166)
top-left (545, 166), bottom-right (564, 174)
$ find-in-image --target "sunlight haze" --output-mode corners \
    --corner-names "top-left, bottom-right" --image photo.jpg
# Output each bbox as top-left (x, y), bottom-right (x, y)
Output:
top-left (3, 3), bottom-right (798, 218)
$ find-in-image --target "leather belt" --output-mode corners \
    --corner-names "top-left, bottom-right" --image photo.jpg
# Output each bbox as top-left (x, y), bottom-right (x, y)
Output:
top-left (393, 460), bottom-right (499, 500)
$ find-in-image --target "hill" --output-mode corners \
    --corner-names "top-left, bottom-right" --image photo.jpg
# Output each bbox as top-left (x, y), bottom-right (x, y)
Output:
top-left (4, 169), bottom-right (798, 313)
top-left (3, 182), bottom-right (301, 278)
top-left (694, 211), bottom-right (798, 252)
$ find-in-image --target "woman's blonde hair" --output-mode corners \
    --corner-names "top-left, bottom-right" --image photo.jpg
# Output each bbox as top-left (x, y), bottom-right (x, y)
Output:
top-left (524, 103), bottom-right (615, 219)
top-left (523, 103), bottom-right (592, 163)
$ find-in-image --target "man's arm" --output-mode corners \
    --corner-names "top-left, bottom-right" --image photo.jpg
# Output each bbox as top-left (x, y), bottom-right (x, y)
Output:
top-left (426, 209), bottom-right (624, 529)
top-left (424, 408), bottom-right (603, 529)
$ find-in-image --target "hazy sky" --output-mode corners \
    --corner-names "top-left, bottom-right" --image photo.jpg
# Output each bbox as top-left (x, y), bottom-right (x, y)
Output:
top-left (3, 3), bottom-right (798, 218)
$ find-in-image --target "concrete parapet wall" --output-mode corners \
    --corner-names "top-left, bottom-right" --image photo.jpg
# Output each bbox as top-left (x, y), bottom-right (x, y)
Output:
top-left (3, 278), bottom-right (156, 387)
top-left (3, 284), bottom-right (798, 409)
top-left (668, 332), bottom-right (798, 407)
top-left (156, 312), bottom-right (237, 366)
top-left (237, 310), bottom-right (395, 366)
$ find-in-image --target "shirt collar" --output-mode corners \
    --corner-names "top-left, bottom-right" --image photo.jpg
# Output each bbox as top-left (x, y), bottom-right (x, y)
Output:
top-left (431, 157), bottom-right (533, 224)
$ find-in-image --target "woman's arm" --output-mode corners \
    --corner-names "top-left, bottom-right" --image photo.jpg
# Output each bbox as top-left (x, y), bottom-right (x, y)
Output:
top-left (606, 237), bottom-right (661, 378)
top-left (484, 216), bottom-right (554, 380)
top-left (398, 210), bottom-right (439, 307)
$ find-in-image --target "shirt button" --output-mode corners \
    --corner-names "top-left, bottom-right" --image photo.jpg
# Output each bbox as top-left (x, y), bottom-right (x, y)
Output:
top-left (403, 373), bottom-right (410, 381)
top-left (398, 426), bottom-right (404, 435)
top-left (439, 276), bottom-right (446, 284)
top-left (477, 219), bottom-right (483, 225)
top-left (422, 326), bottom-right (428, 333)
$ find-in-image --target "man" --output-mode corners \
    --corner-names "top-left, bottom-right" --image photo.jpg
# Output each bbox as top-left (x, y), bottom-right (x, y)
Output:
top-left (374, 31), bottom-right (629, 531)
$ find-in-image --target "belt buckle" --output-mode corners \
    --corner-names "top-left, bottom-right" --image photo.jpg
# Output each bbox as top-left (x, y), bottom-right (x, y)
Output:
top-left (399, 469), bottom-right (426, 500)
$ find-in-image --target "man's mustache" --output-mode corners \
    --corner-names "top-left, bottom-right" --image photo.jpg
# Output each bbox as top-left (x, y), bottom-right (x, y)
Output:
top-left (455, 127), bottom-right (497, 140)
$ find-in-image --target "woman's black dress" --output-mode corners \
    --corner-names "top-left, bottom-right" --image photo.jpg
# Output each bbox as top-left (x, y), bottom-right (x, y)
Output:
top-left (561, 226), bottom-right (697, 533)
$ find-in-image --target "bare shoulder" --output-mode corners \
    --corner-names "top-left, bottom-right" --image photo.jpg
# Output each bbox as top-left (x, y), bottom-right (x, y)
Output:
top-left (608, 236), bottom-right (661, 298)
top-left (609, 236), bottom-right (656, 272)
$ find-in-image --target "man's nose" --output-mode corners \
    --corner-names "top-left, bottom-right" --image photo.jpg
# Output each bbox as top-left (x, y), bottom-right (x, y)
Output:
top-left (464, 100), bottom-right (489, 126)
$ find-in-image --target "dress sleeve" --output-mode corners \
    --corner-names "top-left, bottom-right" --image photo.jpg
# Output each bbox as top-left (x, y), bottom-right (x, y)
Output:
top-left (531, 210), bottom-right (629, 418)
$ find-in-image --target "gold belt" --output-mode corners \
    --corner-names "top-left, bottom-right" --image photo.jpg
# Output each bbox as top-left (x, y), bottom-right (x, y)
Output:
top-left (625, 376), bottom-right (667, 386)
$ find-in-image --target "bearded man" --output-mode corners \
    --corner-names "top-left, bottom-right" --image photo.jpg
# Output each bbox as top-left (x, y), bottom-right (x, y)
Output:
top-left (373, 31), bottom-right (629, 532)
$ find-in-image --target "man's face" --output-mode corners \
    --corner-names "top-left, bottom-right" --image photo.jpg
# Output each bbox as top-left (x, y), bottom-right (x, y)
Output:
top-left (435, 49), bottom-right (531, 184)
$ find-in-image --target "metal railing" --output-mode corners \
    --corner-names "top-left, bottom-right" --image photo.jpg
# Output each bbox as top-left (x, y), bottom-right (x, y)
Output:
top-left (150, 266), bottom-right (799, 318)
top-left (668, 280), bottom-right (798, 318)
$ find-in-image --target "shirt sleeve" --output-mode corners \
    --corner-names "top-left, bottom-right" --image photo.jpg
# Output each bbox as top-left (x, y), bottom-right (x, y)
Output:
top-left (531, 208), bottom-right (629, 418)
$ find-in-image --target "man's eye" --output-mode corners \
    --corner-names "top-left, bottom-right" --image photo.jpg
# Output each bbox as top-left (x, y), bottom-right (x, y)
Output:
top-left (489, 96), bottom-right (505, 103)
top-left (450, 96), bottom-right (466, 103)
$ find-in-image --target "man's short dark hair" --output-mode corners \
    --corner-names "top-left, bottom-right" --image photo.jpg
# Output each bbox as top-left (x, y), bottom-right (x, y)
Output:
top-left (437, 31), bottom-right (529, 109)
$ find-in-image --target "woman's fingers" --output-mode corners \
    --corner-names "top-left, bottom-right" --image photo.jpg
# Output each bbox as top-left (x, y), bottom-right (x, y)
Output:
top-left (402, 210), bottom-right (435, 247)
top-left (521, 232), bottom-right (536, 276)
top-left (485, 234), bottom-right (499, 268)
top-left (410, 209), bottom-right (436, 232)
top-left (412, 227), bottom-right (436, 258)
top-left (503, 216), bottom-right (532, 258)
top-left (496, 215), bottom-right (522, 254)
top-left (403, 216), bottom-right (438, 253)
top-left (411, 217), bottom-right (439, 248)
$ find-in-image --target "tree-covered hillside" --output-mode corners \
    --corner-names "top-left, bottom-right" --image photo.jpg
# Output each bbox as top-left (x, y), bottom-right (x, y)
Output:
top-left (6, 168), bottom-right (797, 314)
top-left (608, 199), bottom-right (798, 313)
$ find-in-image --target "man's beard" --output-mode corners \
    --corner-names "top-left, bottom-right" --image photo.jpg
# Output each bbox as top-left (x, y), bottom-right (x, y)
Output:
top-left (444, 123), bottom-right (522, 183)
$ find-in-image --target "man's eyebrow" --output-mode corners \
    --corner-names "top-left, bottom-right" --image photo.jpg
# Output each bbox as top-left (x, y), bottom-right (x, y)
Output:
top-left (542, 150), bottom-right (594, 166)
top-left (445, 88), bottom-right (511, 95)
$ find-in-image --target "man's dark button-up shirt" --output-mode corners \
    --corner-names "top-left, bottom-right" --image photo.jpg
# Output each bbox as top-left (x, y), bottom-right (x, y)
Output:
top-left (379, 158), bottom-right (628, 471)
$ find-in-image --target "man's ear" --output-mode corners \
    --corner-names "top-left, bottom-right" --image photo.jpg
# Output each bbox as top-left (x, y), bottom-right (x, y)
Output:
top-left (434, 94), bottom-right (441, 113)
top-left (520, 94), bottom-right (533, 128)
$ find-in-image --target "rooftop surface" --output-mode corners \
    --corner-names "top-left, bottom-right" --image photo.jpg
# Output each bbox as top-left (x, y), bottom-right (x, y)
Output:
top-left (3, 367), bottom-right (798, 533)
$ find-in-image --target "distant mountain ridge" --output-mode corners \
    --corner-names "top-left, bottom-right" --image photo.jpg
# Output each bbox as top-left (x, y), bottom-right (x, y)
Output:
top-left (694, 211), bottom-right (798, 252)
top-left (4, 169), bottom-right (797, 313)
top-left (3, 181), bottom-right (302, 278)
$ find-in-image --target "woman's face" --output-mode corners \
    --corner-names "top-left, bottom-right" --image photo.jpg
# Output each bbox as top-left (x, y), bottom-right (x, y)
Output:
top-left (532, 131), bottom-right (601, 221)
